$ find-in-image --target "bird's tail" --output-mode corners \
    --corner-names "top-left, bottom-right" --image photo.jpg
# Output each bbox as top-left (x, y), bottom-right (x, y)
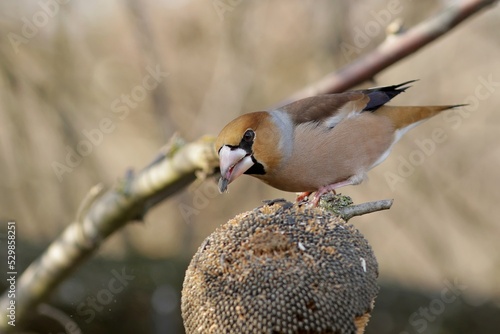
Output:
top-left (375, 104), bottom-right (465, 130)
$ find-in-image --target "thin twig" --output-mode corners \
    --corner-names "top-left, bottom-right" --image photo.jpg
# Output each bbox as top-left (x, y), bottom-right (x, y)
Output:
top-left (338, 199), bottom-right (394, 221)
top-left (275, 0), bottom-right (498, 107)
top-left (317, 194), bottom-right (393, 221)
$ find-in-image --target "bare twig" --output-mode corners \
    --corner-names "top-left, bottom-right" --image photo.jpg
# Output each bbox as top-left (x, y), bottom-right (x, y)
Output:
top-left (0, 136), bottom-right (218, 330)
top-left (338, 199), bottom-right (394, 221)
top-left (275, 0), bottom-right (498, 107)
top-left (125, 0), bottom-right (173, 139)
top-left (317, 194), bottom-right (393, 221)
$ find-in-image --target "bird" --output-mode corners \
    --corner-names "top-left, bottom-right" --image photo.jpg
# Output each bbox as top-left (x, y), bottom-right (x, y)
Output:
top-left (215, 80), bottom-right (462, 206)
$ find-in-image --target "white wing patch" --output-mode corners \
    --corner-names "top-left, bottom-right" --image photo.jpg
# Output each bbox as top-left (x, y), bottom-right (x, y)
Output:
top-left (323, 100), bottom-right (365, 128)
top-left (323, 113), bottom-right (345, 128)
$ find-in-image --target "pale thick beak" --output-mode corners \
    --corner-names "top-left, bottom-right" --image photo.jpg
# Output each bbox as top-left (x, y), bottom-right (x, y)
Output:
top-left (218, 145), bottom-right (254, 193)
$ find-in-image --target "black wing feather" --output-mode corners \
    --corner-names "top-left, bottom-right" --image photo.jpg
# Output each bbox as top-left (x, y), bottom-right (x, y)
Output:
top-left (363, 80), bottom-right (418, 111)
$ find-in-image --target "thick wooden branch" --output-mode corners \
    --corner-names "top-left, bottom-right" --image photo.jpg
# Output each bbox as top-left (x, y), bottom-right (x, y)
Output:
top-left (276, 0), bottom-right (498, 107)
top-left (0, 136), bottom-right (218, 330)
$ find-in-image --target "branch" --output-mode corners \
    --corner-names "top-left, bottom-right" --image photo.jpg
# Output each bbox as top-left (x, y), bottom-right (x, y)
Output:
top-left (276, 0), bottom-right (498, 107)
top-left (338, 199), bottom-right (394, 221)
top-left (0, 136), bottom-right (218, 330)
top-left (317, 194), bottom-right (393, 221)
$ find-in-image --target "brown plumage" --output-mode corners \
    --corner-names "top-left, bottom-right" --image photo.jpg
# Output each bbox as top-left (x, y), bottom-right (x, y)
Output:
top-left (215, 81), bottom-right (462, 205)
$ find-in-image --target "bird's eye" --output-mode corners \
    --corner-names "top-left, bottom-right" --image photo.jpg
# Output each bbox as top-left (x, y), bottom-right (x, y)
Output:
top-left (243, 130), bottom-right (255, 142)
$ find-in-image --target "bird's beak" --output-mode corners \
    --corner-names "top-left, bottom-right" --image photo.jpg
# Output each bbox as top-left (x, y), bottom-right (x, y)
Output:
top-left (218, 145), bottom-right (254, 193)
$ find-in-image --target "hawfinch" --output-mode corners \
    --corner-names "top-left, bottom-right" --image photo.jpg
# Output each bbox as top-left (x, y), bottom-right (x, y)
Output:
top-left (215, 81), bottom-right (460, 205)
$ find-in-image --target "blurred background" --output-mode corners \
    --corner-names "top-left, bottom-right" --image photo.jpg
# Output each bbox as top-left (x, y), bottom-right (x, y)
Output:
top-left (0, 0), bottom-right (499, 333)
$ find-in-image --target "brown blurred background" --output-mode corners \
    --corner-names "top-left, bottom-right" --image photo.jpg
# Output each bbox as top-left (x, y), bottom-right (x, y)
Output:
top-left (0, 0), bottom-right (499, 333)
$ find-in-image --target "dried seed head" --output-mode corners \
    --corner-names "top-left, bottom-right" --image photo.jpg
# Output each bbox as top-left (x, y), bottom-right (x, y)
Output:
top-left (182, 201), bottom-right (378, 334)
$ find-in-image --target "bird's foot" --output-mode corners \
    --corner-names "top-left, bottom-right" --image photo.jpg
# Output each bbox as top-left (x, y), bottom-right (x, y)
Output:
top-left (296, 191), bottom-right (312, 202)
top-left (311, 188), bottom-right (336, 207)
top-left (311, 179), bottom-right (354, 207)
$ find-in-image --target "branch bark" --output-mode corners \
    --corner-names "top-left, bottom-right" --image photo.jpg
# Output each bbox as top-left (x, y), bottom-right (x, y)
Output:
top-left (275, 0), bottom-right (498, 107)
top-left (0, 136), bottom-right (218, 330)
top-left (338, 199), bottom-right (394, 221)
top-left (317, 194), bottom-right (393, 221)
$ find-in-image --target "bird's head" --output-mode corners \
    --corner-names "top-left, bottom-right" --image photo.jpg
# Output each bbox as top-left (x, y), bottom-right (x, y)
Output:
top-left (215, 112), bottom-right (281, 193)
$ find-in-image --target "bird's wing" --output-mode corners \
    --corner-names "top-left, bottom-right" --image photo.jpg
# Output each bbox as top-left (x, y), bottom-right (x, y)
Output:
top-left (280, 80), bottom-right (416, 128)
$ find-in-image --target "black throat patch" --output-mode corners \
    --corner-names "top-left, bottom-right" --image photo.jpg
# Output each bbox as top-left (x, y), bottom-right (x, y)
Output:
top-left (237, 136), bottom-right (265, 175)
top-left (245, 157), bottom-right (265, 175)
